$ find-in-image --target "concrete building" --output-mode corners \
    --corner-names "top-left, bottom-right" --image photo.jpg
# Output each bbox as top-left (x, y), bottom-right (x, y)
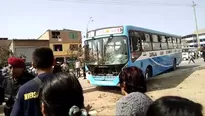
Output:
top-left (0, 38), bottom-right (8, 40)
top-left (0, 38), bottom-right (11, 66)
top-left (0, 38), bottom-right (10, 49)
top-left (9, 39), bottom-right (49, 62)
top-left (181, 29), bottom-right (205, 49)
top-left (37, 29), bottom-right (82, 62)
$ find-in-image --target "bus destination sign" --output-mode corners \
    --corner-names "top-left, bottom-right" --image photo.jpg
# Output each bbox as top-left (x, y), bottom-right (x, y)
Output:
top-left (87, 31), bottom-right (95, 38)
top-left (87, 26), bottom-right (123, 38)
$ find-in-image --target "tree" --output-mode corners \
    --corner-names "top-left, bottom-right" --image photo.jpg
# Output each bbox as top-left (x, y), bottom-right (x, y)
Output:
top-left (0, 46), bottom-right (13, 66)
top-left (66, 46), bottom-right (84, 69)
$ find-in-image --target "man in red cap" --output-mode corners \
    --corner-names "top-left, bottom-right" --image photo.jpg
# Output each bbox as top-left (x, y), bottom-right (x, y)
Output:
top-left (8, 57), bottom-right (26, 78)
top-left (0, 57), bottom-right (34, 116)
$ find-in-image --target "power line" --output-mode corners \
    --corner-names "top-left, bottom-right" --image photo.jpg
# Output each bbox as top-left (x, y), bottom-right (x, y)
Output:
top-left (49, 0), bottom-right (192, 7)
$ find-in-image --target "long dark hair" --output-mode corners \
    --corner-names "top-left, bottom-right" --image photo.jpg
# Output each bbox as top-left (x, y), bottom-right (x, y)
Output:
top-left (39, 72), bottom-right (86, 116)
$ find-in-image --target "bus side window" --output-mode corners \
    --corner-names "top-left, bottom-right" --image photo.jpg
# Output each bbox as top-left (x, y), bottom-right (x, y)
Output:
top-left (129, 31), bottom-right (143, 62)
top-left (129, 31), bottom-right (142, 52)
top-left (177, 38), bottom-right (181, 48)
top-left (152, 34), bottom-right (161, 50)
top-left (167, 37), bottom-right (173, 49)
top-left (161, 36), bottom-right (168, 49)
top-left (143, 34), bottom-right (152, 51)
top-left (173, 37), bottom-right (177, 49)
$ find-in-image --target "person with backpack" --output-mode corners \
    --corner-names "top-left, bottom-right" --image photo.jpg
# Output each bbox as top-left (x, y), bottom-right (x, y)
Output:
top-left (10, 47), bottom-right (55, 116)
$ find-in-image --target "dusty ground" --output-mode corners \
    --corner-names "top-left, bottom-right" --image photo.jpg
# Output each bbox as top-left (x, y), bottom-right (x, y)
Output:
top-left (0, 60), bottom-right (204, 116)
top-left (83, 67), bottom-right (205, 115)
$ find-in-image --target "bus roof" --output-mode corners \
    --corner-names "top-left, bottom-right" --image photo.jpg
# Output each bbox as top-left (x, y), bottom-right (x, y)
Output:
top-left (125, 25), bottom-right (181, 38)
top-left (87, 25), bottom-right (181, 38)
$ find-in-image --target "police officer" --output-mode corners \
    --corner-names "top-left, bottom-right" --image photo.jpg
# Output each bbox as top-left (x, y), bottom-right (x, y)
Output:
top-left (0, 57), bottom-right (34, 116)
top-left (11, 47), bottom-right (54, 116)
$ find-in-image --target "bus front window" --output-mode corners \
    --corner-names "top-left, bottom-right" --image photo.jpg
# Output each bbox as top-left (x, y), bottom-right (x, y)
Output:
top-left (85, 36), bottom-right (128, 65)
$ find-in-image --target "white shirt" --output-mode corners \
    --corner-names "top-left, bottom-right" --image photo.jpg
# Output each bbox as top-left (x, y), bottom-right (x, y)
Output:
top-left (75, 61), bottom-right (81, 68)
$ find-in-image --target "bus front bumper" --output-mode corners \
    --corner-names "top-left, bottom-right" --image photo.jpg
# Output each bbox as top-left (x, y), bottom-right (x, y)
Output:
top-left (86, 75), bottom-right (120, 86)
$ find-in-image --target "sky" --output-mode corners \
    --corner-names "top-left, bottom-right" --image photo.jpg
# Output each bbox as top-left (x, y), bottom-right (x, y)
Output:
top-left (1, 0), bottom-right (205, 39)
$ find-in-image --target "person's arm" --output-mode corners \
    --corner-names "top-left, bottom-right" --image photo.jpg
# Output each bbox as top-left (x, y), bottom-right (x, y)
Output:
top-left (10, 87), bottom-right (25, 116)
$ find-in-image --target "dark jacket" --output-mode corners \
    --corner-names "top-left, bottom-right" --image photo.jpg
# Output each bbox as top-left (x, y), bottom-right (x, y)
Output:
top-left (0, 71), bottom-right (34, 107)
top-left (11, 73), bottom-right (54, 116)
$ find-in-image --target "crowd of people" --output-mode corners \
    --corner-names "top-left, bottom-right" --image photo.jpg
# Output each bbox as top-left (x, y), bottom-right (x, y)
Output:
top-left (0, 47), bottom-right (203, 116)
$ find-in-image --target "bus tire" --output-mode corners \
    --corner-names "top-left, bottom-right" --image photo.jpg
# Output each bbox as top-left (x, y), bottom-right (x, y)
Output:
top-left (145, 66), bottom-right (152, 80)
top-left (172, 59), bottom-right (177, 71)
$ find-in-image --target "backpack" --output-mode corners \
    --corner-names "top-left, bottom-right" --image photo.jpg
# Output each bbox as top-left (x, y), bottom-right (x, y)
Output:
top-left (33, 77), bottom-right (43, 90)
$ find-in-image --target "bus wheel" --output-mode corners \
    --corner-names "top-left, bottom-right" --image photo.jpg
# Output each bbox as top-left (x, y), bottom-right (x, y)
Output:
top-left (145, 67), bottom-right (152, 80)
top-left (172, 59), bottom-right (177, 71)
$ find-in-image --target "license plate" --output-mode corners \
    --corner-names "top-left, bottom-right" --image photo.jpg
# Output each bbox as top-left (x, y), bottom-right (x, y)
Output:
top-left (96, 81), bottom-right (113, 85)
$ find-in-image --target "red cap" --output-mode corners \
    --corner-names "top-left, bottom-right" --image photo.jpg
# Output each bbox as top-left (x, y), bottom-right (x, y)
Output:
top-left (8, 57), bottom-right (25, 68)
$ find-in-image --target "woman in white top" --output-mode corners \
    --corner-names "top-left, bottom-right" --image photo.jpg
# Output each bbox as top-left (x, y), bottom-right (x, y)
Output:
top-left (75, 60), bottom-right (81, 78)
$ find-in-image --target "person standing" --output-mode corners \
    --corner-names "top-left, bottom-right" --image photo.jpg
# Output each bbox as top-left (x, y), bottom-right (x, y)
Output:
top-left (61, 62), bottom-right (68, 72)
top-left (0, 57), bottom-right (34, 116)
top-left (116, 66), bottom-right (150, 116)
top-left (201, 46), bottom-right (205, 62)
top-left (188, 52), bottom-right (195, 64)
top-left (75, 59), bottom-right (81, 78)
top-left (202, 51), bottom-right (205, 62)
top-left (82, 62), bottom-right (86, 79)
top-left (53, 63), bottom-right (62, 74)
top-left (11, 47), bottom-right (54, 116)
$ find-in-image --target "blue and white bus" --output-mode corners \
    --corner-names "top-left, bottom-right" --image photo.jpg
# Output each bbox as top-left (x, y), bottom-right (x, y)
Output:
top-left (84, 25), bottom-right (182, 86)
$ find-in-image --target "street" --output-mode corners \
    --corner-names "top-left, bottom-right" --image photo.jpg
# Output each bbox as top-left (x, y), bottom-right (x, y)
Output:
top-left (0, 58), bottom-right (204, 116)
top-left (81, 58), bottom-right (205, 115)
top-left (80, 58), bottom-right (205, 93)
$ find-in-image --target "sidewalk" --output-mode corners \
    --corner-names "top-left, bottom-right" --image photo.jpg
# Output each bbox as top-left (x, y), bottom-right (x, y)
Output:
top-left (180, 58), bottom-right (205, 66)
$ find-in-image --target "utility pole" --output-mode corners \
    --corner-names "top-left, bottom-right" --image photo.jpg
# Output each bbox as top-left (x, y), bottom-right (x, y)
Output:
top-left (192, 1), bottom-right (200, 49)
top-left (86, 17), bottom-right (93, 38)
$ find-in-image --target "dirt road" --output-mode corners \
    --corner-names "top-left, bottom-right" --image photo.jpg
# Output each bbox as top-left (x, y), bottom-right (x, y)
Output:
top-left (83, 66), bottom-right (205, 115)
top-left (0, 60), bottom-right (204, 116)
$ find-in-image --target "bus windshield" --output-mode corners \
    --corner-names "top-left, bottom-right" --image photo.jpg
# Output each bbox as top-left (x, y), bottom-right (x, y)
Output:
top-left (85, 36), bottom-right (128, 65)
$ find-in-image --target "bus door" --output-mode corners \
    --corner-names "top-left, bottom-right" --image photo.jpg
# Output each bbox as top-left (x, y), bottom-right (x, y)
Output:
top-left (129, 30), bottom-right (143, 62)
